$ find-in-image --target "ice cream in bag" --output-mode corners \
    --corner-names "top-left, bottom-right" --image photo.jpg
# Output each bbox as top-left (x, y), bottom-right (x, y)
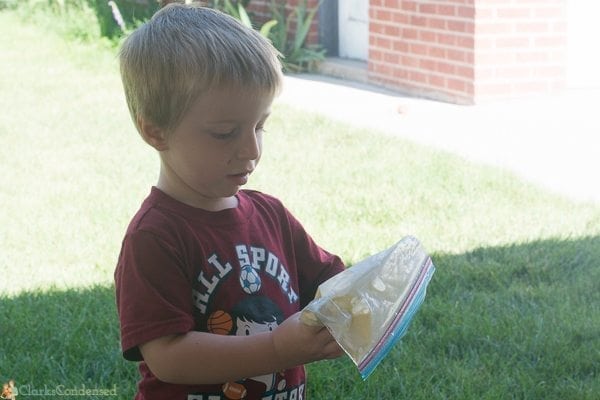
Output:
top-left (300, 236), bottom-right (435, 379)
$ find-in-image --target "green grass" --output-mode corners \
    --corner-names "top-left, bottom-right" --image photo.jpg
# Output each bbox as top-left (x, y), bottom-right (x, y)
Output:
top-left (1, 9), bottom-right (599, 399)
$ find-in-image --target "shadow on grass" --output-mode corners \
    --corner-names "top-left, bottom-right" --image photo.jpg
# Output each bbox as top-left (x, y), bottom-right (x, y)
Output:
top-left (310, 235), bottom-right (600, 400)
top-left (1, 236), bottom-right (598, 399)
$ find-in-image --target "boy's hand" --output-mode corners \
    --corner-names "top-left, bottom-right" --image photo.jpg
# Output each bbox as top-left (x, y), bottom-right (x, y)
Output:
top-left (271, 312), bottom-right (344, 367)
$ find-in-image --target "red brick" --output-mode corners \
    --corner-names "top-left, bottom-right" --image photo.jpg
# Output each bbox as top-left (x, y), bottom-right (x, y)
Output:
top-left (384, 52), bottom-right (400, 64)
top-left (410, 43), bottom-right (429, 55)
top-left (419, 58), bottom-right (437, 71)
top-left (393, 67), bottom-right (408, 80)
top-left (437, 33), bottom-right (457, 46)
top-left (376, 9), bottom-right (393, 21)
top-left (392, 12), bottom-right (410, 24)
top-left (447, 78), bottom-right (466, 92)
top-left (393, 40), bottom-right (409, 52)
top-left (437, 61), bottom-right (456, 75)
top-left (457, 5), bottom-right (475, 18)
top-left (418, 29), bottom-right (436, 42)
top-left (428, 74), bottom-right (445, 88)
top-left (410, 15), bottom-right (427, 27)
top-left (371, 22), bottom-right (385, 34)
top-left (427, 17), bottom-right (446, 30)
top-left (456, 35), bottom-right (474, 48)
top-left (447, 49), bottom-right (467, 62)
top-left (402, 28), bottom-right (418, 40)
top-left (401, 55), bottom-right (419, 68)
top-left (450, 21), bottom-right (474, 35)
top-left (437, 4), bottom-right (456, 16)
top-left (428, 46), bottom-right (446, 58)
top-left (401, 1), bottom-right (417, 12)
top-left (418, 3), bottom-right (436, 14)
top-left (374, 36), bottom-right (393, 49)
top-left (384, 25), bottom-right (401, 36)
top-left (370, 49), bottom-right (385, 61)
top-left (409, 70), bottom-right (428, 84)
top-left (456, 65), bottom-right (474, 79)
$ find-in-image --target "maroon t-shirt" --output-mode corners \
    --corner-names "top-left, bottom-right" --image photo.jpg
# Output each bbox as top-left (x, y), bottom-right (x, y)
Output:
top-left (115, 187), bottom-right (345, 400)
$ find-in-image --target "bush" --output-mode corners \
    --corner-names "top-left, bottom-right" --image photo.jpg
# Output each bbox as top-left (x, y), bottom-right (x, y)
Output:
top-left (5, 0), bottom-right (158, 43)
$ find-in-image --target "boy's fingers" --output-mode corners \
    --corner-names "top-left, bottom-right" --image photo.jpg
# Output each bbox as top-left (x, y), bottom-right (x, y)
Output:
top-left (323, 340), bottom-right (344, 359)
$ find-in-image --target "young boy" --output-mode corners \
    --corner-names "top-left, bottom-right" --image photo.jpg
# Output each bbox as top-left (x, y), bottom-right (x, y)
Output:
top-left (114, 3), bottom-right (345, 399)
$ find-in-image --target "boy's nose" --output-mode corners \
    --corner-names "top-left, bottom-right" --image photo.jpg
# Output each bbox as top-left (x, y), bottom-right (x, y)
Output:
top-left (236, 129), bottom-right (261, 161)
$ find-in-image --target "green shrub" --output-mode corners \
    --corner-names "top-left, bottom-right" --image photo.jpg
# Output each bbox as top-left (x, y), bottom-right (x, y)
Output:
top-left (5, 0), bottom-right (158, 43)
top-left (267, 0), bottom-right (325, 72)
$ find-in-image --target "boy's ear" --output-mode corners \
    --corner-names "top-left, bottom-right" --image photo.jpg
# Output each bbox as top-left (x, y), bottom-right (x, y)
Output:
top-left (138, 117), bottom-right (169, 151)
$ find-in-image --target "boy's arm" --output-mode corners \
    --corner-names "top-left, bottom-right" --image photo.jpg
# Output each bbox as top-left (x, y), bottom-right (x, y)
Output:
top-left (140, 312), bottom-right (342, 385)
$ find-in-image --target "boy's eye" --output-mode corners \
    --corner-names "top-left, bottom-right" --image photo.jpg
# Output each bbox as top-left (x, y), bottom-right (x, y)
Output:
top-left (210, 129), bottom-right (237, 140)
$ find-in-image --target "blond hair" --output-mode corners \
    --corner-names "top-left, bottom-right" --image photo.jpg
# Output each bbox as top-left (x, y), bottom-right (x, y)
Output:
top-left (119, 3), bottom-right (283, 134)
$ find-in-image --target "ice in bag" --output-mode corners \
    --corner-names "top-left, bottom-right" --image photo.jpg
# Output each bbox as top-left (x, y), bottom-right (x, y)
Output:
top-left (300, 236), bottom-right (435, 379)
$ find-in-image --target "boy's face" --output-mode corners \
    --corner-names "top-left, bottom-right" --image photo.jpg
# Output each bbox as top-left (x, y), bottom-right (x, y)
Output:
top-left (154, 86), bottom-right (274, 210)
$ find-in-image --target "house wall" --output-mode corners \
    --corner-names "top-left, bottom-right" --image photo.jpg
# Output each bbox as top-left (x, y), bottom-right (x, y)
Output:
top-left (244, 0), bottom-right (567, 104)
top-left (473, 0), bottom-right (566, 103)
top-left (370, 0), bottom-right (566, 104)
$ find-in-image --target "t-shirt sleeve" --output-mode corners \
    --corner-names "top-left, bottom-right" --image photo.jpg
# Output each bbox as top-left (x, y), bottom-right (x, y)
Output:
top-left (283, 209), bottom-right (346, 308)
top-left (115, 230), bottom-right (195, 361)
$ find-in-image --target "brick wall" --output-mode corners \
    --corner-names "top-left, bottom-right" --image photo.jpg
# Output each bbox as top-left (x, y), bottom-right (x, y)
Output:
top-left (474, 0), bottom-right (566, 102)
top-left (370, 0), bottom-right (566, 104)
top-left (370, 0), bottom-right (475, 103)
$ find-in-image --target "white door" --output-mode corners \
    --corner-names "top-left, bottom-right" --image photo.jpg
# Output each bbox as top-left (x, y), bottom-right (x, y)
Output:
top-left (338, 0), bottom-right (369, 61)
top-left (567, 0), bottom-right (600, 88)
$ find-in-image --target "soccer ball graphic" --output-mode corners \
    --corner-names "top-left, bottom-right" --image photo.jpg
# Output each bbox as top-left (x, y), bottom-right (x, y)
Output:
top-left (239, 264), bottom-right (261, 294)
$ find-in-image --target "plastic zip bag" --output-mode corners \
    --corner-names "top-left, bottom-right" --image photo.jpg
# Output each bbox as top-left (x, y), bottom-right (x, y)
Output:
top-left (300, 236), bottom-right (435, 379)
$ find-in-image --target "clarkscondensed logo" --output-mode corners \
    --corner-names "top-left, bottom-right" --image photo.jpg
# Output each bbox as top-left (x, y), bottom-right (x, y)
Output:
top-left (1, 376), bottom-right (117, 398)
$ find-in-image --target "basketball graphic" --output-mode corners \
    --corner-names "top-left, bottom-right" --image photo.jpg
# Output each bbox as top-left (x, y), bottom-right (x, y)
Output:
top-left (207, 310), bottom-right (233, 335)
top-left (239, 264), bottom-right (261, 294)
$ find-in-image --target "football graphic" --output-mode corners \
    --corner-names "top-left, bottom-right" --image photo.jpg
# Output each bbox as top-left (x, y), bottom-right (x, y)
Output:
top-left (239, 264), bottom-right (261, 294)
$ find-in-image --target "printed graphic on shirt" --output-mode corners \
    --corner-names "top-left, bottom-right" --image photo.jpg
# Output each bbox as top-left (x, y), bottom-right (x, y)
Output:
top-left (192, 244), bottom-right (299, 315)
top-left (202, 297), bottom-right (299, 400)
top-left (187, 383), bottom-right (305, 400)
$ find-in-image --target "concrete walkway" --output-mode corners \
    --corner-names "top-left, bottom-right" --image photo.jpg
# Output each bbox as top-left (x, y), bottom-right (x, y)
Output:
top-left (276, 74), bottom-right (600, 204)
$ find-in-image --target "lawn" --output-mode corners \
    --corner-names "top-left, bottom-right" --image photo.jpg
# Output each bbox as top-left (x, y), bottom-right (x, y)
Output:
top-left (1, 8), bottom-right (599, 400)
